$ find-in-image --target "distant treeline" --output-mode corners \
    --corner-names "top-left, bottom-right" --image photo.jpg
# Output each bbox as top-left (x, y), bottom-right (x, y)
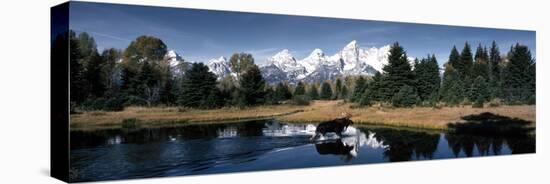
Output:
top-left (53, 30), bottom-right (534, 112)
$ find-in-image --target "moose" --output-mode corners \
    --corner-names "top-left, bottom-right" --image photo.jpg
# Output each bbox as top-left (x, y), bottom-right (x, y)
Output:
top-left (311, 112), bottom-right (354, 140)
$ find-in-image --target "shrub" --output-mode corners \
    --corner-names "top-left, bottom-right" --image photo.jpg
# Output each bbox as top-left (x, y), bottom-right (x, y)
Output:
top-left (121, 118), bottom-right (139, 129)
top-left (472, 96), bottom-right (484, 108)
top-left (291, 95), bottom-right (311, 106)
top-left (103, 97), bottom-right (125, 111)
top-left (487, 98), bottom-right (502, 107)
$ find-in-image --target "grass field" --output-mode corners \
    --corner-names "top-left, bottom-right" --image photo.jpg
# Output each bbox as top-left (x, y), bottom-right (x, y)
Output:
top-left (279, 101), bottom-right (536, 130)
top-left (70, 100), bottom-right (535, 130)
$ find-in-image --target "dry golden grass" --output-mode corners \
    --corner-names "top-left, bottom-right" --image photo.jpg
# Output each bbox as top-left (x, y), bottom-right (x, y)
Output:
top-left (71, 100), bottom-right (535, 131)
top-left (70, 105), bottom-right (305, 130)
top-left (279, 100), bottom-right (536, 130)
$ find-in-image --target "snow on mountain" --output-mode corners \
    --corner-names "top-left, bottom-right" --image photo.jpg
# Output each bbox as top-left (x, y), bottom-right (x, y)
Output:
top-left (265, 49), bottom-right (307, 80)
top-left (298, 48), bottom-right (329, 75)
top-left (262, 40), bottom-right (401, 84)
top-left (206, 56), bottom-right (233, 80)
top-left (169, 41), bottom-right (417, 84)
top-left (165, 50), bottom-right (189, 75)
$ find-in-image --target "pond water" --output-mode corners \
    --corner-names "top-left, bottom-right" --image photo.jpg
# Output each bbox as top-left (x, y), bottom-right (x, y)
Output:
top-left (69, 119), bottom-right (535, 182)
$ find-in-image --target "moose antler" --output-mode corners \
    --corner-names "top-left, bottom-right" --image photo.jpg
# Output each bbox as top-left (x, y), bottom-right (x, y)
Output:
top-left (340, 112), bottom-right (352, 119)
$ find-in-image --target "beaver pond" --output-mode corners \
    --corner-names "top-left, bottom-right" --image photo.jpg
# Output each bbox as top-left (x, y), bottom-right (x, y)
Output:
top-left (69, 117), bottom-right (535, 182)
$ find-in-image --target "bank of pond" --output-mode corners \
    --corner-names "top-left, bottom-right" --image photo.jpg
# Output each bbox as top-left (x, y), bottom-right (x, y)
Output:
top-left (69, 113), bottom-right (535, 182)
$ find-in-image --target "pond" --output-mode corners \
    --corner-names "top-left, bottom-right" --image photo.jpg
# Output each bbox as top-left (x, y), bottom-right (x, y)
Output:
top-left (69, 119), bottom-right (535, 182)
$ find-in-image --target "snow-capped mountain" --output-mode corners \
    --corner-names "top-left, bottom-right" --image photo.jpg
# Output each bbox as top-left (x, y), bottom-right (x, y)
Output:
top-left (206, 56), bottom-right (234, 80)
top-left (165, 50), bottom-right (189, 75)
top-left (261, 40), bottom-right (399, 84)
top-left (168, 40), bottom-right (415, 84)
top-left (264, 49), bottom-right (307, 80)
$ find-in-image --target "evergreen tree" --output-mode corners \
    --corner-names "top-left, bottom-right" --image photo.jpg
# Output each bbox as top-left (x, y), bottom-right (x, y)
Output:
top-left (67, 31), bottom-right (86, 105)
top-left (488, 41), bottom-right (503, 98)
top-left (238, 65), bottom-right (266, 106)
top-left (440, 64), bottom-right (464, 105)
top-left (472, 44), bottom-right (490, 79)
top-left (457, 42), bottom-right (474, 80)
top-left (351, 76), bottom-right (367, 102)
top-left (391, 85), bottom-right (418, 107)
top-left (359, 89), bottom-right (372, 106)
top-left (319, 81), bottom-right (333, 100)
top-left (308, 84), bottom-right (319, 100)
top-left (335, 78), bottom-right (343, 99)
top-left (83, 51), bottom-right (105, 98)
top-left (367, 72), bottom-right (384, 101)
top-left (471, 76), bottom-right (489, 107)
top-left (178, 63), bottom-right (219, 108)
top-left (503, 44), bottom-right (535, 103)
top-left (274, 82), bottom-right (292, 102)
top-left (414, 55), bottom-right (441, 102)
top-left (160, 76), bottom-right (176, 105)
top-left (263, 87), bottom-right (278, 105)
top-left (340, 85), bottom-right (349, 100)
top-left (382, 42), bottom-right (414, 102)
top-left (294, 81), bottom-right (306, 96)
top-left (448, 46), bottom-right (460, 69)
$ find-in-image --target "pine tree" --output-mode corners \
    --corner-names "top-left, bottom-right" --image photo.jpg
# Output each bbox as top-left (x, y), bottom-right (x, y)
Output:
top-left (414, 55), bottom-right (440, 102)
top-left (488, 41), bottom-right (503, 98)
top-left (294, 81), bottom-right (306, 96)
top-left (457, 42), bottom-right (474, 80)
top-left (359, 89), bottom-right (372, 106)
top-left (319, 81), bottom-right (333, 100)
top-left (391, 85), bottom-right (418, 107)
top-left (503, 44), bottom-right (535, 103)
top-left (67, 31), bottom-right (86, 105)
top-left (335, 78), bottom-right (342, 99)
top-left (178, 63), bottom-right (219, 108)
top-left (472, 44), bottom-right (490, 79)
top-left (471, 76), bottom-right (489, 107)
top-left (448, 46), bottom-right (460, 69)
top-left (84, 51), bottom-right (106, 98)
top-left (440, 64), bottom-right (464, 105)
top-left (367, 72), bottom-right (384, 101)
top-left (340, 85), bottom-right (349, 100)
top-left (351, 76), bottom-right (367, 102)
top-left (238, 65), bottom-right (266, 106)
top-left (382, 42), bottom-right (414, 102)
top-left (274, 82), bottom-right (292, 102)
top-left (308, 84), bottom-right (319, 100)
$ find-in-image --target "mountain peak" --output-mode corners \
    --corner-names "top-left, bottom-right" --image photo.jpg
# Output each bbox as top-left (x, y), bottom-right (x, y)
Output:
top-left (344, 40), bottom-right (358, 49)
top-left (310, 48), bottom-right (324, 57)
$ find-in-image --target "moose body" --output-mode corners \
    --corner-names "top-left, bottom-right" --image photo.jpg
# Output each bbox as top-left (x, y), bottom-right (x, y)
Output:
top-left (311, 117), bottom-right (353, 140)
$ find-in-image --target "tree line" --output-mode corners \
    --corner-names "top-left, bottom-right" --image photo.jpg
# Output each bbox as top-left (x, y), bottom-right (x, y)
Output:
top-left (57, 30), bottom-right (535, 112)
top-left (349, 41), bottom-right (535, 107)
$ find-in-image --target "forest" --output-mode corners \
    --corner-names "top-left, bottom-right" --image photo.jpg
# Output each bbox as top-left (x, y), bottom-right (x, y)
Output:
top-left (52, 30), bottom-right (535, 113)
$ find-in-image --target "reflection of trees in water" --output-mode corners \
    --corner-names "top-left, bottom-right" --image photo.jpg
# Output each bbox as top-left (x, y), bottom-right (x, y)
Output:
top-left (445, 112), bottom-right (535, 156)
top-left (360, 127), bottom-right (440, 162)
top-left (444, 133), bottom-right (534, 157)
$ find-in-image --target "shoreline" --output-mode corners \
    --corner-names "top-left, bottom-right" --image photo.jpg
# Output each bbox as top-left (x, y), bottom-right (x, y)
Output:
top-left (70, 101), bottom-right (535, 131)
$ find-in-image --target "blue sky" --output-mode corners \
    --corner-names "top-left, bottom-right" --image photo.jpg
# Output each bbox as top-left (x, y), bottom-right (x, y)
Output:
top-left (69, 2), bottom-right (536, 66)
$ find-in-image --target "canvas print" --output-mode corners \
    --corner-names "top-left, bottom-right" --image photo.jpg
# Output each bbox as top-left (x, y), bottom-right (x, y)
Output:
top-left (51, 1), bottom-right (536, 182)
